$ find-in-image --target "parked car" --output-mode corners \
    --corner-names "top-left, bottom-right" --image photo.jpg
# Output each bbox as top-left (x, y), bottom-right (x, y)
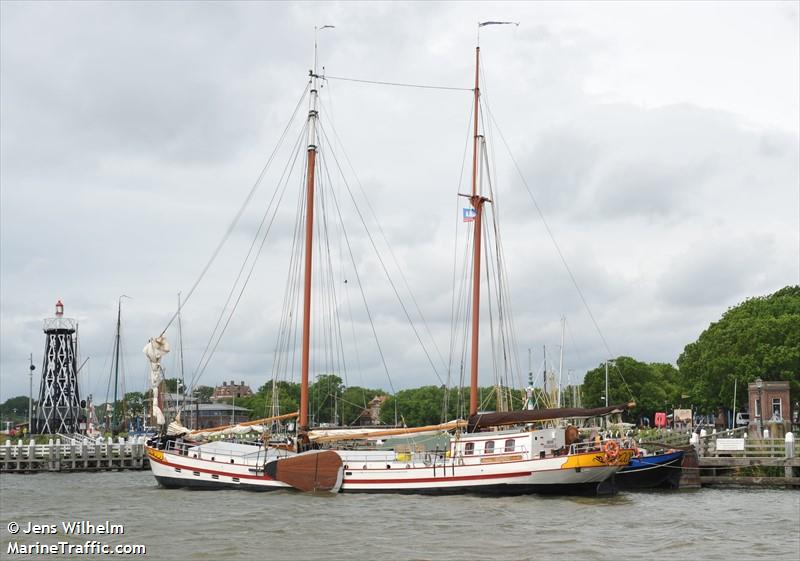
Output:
top-left (735, 412), bottom-right (750, 427)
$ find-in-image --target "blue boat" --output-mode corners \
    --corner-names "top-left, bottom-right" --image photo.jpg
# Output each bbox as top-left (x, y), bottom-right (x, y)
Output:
top-left (615, 450), bottom-right (685, 490)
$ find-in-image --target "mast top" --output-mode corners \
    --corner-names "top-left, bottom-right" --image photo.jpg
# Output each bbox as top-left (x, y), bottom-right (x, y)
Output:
top-left (477, 20), bottom-right (519, 46)
top-left (313, 24), bottom-right (336, 78)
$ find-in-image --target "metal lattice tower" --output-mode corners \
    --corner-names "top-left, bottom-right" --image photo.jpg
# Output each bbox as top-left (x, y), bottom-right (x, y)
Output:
top-left (34, 300), bottom-right (82, 434)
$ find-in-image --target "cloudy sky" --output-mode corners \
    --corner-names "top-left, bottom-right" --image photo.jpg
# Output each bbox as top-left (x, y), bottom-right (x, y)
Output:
top-left (1, 1), bottom-right (798, 406)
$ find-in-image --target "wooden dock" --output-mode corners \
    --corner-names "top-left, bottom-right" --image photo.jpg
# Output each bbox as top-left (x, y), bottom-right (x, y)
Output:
top-left (694, 430), bottom-right (799, 488)
top-left (1, 437), bottom-right (149, 473)
top-left (635, 428), bottom-right (799, 489)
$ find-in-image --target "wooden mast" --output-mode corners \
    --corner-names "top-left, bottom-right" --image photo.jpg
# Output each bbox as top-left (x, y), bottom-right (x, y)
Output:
top-left (469, 45), bottom-right (489, 418)
top-left (299, 36), bottom-right (321, 436)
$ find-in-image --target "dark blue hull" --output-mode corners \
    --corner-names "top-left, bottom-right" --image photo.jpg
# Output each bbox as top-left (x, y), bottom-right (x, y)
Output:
top-left (615, 451), bottom-right (684, 490)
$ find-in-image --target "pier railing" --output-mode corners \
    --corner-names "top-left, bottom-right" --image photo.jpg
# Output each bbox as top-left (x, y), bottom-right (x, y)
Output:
top-left (693, 430), bottom-right (798, 459)
top-left (691, 431), bottom-right (799, 487)
top-left (699, 438), bottom-right (789, 458)
top-left (1, 436), bottom-right (148, 473)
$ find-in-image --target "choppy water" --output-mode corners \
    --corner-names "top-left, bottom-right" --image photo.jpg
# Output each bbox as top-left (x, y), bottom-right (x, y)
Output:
top-left (1, 470), bottom-right (798, 560)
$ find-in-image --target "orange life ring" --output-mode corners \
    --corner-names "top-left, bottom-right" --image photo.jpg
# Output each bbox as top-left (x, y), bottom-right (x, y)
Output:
top-left (603, 440), bottom-right (620, 460)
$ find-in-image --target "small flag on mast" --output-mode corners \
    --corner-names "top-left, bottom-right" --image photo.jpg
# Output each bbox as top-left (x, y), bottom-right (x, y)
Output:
top-left (463, 208), bottom-right (477, 222)
top-left (479, 21), bottom-right (520, 27)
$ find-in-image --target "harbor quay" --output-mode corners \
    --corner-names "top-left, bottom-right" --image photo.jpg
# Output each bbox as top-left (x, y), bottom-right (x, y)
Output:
top-left (0, 436), bottom-right (148, 473)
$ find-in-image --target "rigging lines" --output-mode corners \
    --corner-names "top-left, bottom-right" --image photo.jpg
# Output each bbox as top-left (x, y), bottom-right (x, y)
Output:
top-left (159, 83), bottom-right (311, 338)
top-left (325, 75), bottom-right (471, 92)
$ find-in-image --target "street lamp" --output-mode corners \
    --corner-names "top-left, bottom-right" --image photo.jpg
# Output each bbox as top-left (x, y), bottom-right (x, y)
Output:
top-left (603, 358), bottom-right (615, 430)
top-left (29, 355), bottom-right (35, 435)
top-left (755, 377), bottom-right (763, 436)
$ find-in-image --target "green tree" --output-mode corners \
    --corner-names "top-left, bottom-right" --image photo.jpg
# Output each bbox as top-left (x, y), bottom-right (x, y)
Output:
top-left (677, 285), bottom-right (800, 412)
top-left (0, 396), bottom-right (31, 422)
top-left (380, 385), bottom-right (446, 426)
top-left (583, 356), bottom-right (681, 420)
top-left (163, 378), bottom-right (179, 393)
top-left (378, 385), bottom-right (526, 426)
top-left (239, 380), bottom-right (301, 421)
top-left (194, 385), bottom-right (214, 403)
top-left (309, 374), bottom-right (343, 425)
top-left (123, 392), bottom-right (145, 418)
top-left (337, 385), bottom-right (387, 425)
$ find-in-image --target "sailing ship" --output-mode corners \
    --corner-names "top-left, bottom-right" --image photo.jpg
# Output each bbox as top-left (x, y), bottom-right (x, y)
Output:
top-left (145, 26), bottom-right (635, 495)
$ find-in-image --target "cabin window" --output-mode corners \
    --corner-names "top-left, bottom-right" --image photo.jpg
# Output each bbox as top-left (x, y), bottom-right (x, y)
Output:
top-left (485, 441), bottom-right (495, 454)
top-left (504, 439), bottom-right (515, 453)
top-left (464, 442), bottom-right (474, 455)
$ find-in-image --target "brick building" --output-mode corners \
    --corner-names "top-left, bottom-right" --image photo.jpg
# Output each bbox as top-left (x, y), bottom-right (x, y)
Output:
top-left (748, 379), bottom-right (790, 422)
top-left (211, 380), bottom-right (253, 401)
top-left (356, 395), bottom-right (388, 426)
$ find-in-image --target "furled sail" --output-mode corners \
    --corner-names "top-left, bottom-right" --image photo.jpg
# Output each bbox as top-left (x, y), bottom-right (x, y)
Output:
top-left (189, 411), bottom-right (299, 439)
top-left (143, 335), bottom-right (170, 426)
top-left (308, 420), bottom-right (467, 443)
top-left (467, 402), bottom-right (636, 431)
top-left (166, 411), bottom-right (191, 437)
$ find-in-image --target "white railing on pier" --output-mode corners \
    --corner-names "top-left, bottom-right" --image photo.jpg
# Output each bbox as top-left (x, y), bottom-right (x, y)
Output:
top-left (692, 430), bottom-right (799, 459)
top-left (1, 436), bottom-right (148, 472)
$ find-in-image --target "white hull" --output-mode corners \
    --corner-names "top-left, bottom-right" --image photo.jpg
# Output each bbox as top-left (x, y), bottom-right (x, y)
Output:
top-left (336, 450), bottom-right (620, 495)
top-left (147, 441), bottom-right (292, 491)
top-left (147, 429), bottom-right (632, 495)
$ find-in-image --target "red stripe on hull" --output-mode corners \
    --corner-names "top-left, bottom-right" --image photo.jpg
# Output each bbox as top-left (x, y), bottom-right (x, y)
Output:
top-left (149, 451), bottom-right (275, 481)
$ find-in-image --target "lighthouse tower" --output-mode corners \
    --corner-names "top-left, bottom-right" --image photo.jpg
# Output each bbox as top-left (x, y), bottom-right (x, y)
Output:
top-left (34, 300), bottom-right (82, 434)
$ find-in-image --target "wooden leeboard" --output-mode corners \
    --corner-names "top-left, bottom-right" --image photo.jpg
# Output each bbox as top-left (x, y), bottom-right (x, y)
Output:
top-left (266, 450), bottom-right (343, 492)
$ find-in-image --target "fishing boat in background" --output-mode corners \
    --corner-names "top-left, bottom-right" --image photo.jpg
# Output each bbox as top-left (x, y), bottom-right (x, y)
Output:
top-left (145, 24), bottom-right (635, 495)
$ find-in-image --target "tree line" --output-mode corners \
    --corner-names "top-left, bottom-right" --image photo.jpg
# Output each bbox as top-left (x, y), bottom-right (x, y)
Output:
top-left (581, 285), bottom-right (799, 419)
top-left (4, 286), bottom-right (797, 429)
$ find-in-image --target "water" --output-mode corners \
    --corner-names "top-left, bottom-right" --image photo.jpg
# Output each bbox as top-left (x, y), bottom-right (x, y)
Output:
top-left (1, 471), bottom-right (798, 560)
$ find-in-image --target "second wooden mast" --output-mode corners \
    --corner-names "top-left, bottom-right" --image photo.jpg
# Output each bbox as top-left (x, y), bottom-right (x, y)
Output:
top-left (468, 45), bottom-right (490, 419)
top-left (299, 51), bottom-right (321, 438)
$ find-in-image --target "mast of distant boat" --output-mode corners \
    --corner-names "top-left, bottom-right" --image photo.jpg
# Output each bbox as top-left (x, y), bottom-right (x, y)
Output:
top-left (111, 296), bottom-right (130, 433)
top-left (177, 292), bottom-right (185, 420)
top-left (112, 299), bottom-right (121, 432)
top-left (558, 316), bottom-right (565, 407)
